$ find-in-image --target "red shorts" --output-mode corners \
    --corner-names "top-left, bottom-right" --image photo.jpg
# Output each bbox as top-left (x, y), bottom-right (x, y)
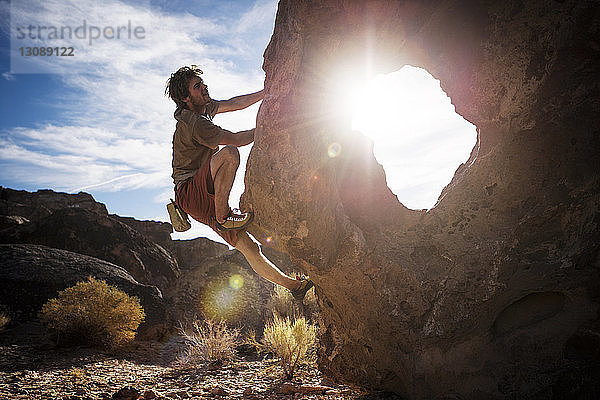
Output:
top-left (175, 160), bottom-right (238, 247)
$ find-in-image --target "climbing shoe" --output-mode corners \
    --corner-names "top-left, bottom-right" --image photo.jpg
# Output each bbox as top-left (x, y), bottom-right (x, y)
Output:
top-left (216, 209), bottom-right (254, 231)
top-left (291, 278), bottom-right (314, 301)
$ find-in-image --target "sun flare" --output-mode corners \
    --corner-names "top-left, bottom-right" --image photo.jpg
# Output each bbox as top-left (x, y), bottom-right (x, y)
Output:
top-left (336, 65), bottom-right (477, 210)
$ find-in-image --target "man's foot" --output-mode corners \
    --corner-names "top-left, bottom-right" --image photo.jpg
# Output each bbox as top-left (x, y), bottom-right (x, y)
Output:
top-left (291, 278), bottom-right (314, 301)
top-left (216, 209), bottom-right (254, 231)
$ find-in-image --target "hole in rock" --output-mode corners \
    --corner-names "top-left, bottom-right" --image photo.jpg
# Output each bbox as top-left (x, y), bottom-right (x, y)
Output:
top-left (345, 66), bottom-right (477, 210)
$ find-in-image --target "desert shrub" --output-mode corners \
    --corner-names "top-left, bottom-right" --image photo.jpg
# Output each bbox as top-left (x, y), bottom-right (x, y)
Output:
top-left (39, 277), bottom-right (145, 348)
top-left (0, 311), bottom-right (9, 331)
top-left (266, 279), bottom-right (319, 321)
top-left (66, 367), bottom-right (88, 385)
top-left (178, 318), bottom-right (240, 365)
top-left (262, 313), bottom-right (317, 380)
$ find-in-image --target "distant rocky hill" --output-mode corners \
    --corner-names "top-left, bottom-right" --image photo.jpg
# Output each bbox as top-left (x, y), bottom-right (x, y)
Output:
top-left (0, 186), bottom-right (298, 340)
top-left (0, 188), bottom-right (107, 227)
top-left (0, 187), bottom-right (180, 290)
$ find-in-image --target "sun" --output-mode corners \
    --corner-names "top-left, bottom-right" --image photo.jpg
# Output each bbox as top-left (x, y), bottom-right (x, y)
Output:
top-left (336, 65), bottom-right (477, 210)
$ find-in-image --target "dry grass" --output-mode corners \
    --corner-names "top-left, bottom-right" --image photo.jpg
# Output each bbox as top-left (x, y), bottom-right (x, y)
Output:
top-left (262, 314), bottom-right (317, 380)
top-left (0, 311), bottom-right (9, 331)
top-left (178, 318), bottom-right (240, 365)
top-left (39, 277), bottom-right (145, 348)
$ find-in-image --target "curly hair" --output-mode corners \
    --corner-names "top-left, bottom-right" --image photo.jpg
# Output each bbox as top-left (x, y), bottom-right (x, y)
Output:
top-left (165, 65), bottom-right (204, 109)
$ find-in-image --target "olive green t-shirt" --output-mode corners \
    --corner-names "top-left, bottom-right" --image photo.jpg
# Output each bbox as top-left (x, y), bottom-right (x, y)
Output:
top-left (171, 101), bottom-right (233, 187)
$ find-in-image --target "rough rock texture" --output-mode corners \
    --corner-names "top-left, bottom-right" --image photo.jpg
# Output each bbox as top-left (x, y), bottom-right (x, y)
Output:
top-left (165, 250), bottom-right (270, 332)
top-left (0, 187), bottom-right (108, 218)
top-left (115, 215), bottom-right (174, 251)
top-left (0, 343), bottom-right (362, 400)
top-left (1, 207), bottom-right (180, 290)
top-left (242, 1), bottom-right (600, 398)
top-left (171, 237), bottom-right (230, 271)
top-left (0, 244), bottom-right (172, 340)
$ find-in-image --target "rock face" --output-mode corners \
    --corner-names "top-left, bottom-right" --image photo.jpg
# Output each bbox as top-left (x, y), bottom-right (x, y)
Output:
top-left (115, 215), bottom-right (174, 251)
top-left (243, 1), bottom-right (600, 398)
top-left (171, 237), bottom-right (230, 271)
top-left (165, 249), bottom-right (270, 332)
top-left (0, 244), bottom-right (171, 340)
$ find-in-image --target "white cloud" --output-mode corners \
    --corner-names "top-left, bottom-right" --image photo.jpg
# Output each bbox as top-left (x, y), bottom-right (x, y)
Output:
top-left (2, 0), bottom-right (274, 203)
top-left (71, 171), bottom-right (167, 193)
top-left (0, 0), bottom-right (8, 35)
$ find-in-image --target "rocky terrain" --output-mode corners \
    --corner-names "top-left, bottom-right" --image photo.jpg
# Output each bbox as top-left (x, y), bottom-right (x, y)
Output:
top-left (0, 339), bottom-right (379, 400)
top-left (0, 187), bottom-right (180, 291)
top-left (3, 0), bottom-right (600, 398)
top-left (0, 186), bottom-right (300, 338)
top-left (0, 186), bottom-right (398, 399)
top-left (0, 186), bottom-right (348, 399)
top-left (240, 0), bottom-right (600, 398)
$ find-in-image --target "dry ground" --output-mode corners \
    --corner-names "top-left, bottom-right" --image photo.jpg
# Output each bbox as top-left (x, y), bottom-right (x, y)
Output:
top-left (0, 324), bottom-right (401, 400)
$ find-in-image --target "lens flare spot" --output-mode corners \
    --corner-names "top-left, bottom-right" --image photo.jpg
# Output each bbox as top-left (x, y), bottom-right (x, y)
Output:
top-left (264, 233), bottom-right (278, 246)
top-left (214, 288), bottom-right (234, 309)
top-left (229, 274), bottom-right (244, 290)
top-left (201, 278), bottom-right (243, 321)
top-left (328, 142), bottom-right (342, 158)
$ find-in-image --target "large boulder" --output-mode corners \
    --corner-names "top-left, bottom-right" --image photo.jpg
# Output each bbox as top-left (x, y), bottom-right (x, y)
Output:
top-left (1, 207), bottom-right (180, 290)
top-left (242, 1), bottom-right (600, 398)
top-left (0, 244), bottom-right (172, 341)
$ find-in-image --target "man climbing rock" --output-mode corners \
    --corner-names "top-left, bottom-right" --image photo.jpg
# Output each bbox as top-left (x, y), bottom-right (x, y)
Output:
top-left (165, 65), bottom-right (313, 301)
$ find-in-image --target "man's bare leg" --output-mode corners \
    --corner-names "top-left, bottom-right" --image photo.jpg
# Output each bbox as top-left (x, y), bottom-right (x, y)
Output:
top-left (236, 231), bottom-right (301, 291)
top-left (210, 145), bottom-right (239, 222)
top-left (209, 147), bottom-right (301, 291)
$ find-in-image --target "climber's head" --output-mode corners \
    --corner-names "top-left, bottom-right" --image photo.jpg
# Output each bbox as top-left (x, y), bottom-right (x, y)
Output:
top-left (165, 65), bottom-right (210, 110)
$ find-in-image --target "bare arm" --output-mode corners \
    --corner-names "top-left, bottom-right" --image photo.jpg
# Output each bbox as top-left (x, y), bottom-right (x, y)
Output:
top-left (216, 89), bottom-right (264, 114)
top-left (219, 129), bottom-right (254, 147)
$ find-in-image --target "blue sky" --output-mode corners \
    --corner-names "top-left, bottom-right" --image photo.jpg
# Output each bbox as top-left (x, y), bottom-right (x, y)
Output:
top-left (0, 0), bottom-right (476, 246)
top-left (0, 0), bottom-right (277, 244)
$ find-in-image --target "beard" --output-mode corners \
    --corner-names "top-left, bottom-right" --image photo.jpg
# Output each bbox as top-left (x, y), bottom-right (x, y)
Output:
top-left (190, 93), bottom-right (211, 111)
